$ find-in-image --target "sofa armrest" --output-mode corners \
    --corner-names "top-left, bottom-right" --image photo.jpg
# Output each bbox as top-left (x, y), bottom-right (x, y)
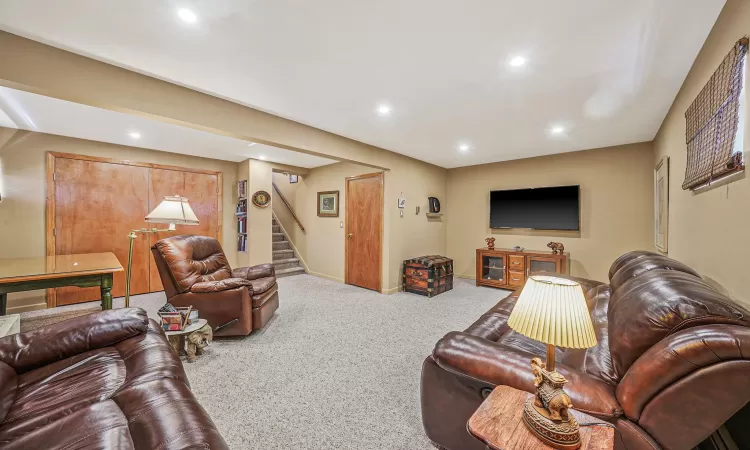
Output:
top-left (0, 308), bottom-right (149, 374)
top-left (233, 264), bottom-right (275, 281)
top-left (191, 278), bottom-right (252, 293)
top-left (432, 331), bottom-right (623, 419)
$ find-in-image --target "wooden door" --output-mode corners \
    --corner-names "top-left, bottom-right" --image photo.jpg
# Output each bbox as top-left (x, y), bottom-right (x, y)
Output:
top-left (345, 172), bottom-right (383, 291)
top-left (54, 158), bottom-right (150, 305)
top-left (148, 169), bottom-right (220, 291)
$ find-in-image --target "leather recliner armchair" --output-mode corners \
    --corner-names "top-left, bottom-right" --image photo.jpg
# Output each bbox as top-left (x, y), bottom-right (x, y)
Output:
top-left (151, 235), bottom-right (279, 336)
top-left (421, 251), bottom-right (750, 450)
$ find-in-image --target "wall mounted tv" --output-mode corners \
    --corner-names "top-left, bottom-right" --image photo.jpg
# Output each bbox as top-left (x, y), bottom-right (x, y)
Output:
top-left (489, 185), bottom-right (580, 231)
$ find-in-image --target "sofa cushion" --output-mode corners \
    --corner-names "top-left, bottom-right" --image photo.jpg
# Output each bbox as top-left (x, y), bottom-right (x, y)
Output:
top-left (250, 276), bottom-right (277, 296)
top-left (609, 254), bottom-right (700, 292)
top-left (0, 399), bottom-right (134, 450)
top-left (251, 282), bottom-right (279, 308)
top-left (608, 270), bottom-right (750, 380)
top-left (463, 294), bottom-right (516, 341)
top-left (3, 348), bottom-right (126, 438)
top-left (561, 284), bottom-right (617, 384)
top-left (607, 250), bottom-right (661, 281)
top-left (0, 362), bottom-right (16, 424)
top-left (191, 277), bottom-right (253, 293)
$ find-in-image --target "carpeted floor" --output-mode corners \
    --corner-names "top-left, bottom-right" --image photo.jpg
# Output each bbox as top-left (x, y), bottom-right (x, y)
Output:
top-left (21, 275), bottom-right (509, 449)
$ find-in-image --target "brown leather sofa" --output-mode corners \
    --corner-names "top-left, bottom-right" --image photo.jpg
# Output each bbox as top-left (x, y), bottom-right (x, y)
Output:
top-left (0, 308), bottom-right (228, 449)
top-left (422, 251), bottom-right (750, 450)
top-left (152, 235), bottom-right (279, 336)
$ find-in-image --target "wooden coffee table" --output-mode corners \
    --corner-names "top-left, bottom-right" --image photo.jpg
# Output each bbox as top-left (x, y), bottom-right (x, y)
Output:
top-left (468, 386), bottom-right (614, 450)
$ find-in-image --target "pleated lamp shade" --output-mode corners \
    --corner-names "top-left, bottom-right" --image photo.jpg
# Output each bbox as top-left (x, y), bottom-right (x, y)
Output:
top-left (507, 275), bottom-right (597, 349)
top-left (145, 195), bottom-right (199, 225)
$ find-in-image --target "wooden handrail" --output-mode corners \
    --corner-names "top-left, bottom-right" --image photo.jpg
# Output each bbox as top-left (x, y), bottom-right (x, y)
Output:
top-left (272, 182), bottom-right (305, 232)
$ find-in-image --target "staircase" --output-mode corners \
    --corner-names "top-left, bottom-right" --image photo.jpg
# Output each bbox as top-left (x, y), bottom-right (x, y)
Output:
top-left (272, 216), bottom-right (305, 278)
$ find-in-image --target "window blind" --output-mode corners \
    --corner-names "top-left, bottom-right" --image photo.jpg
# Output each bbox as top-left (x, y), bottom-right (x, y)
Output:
top-left (683, 38), bottom-right (747, 190)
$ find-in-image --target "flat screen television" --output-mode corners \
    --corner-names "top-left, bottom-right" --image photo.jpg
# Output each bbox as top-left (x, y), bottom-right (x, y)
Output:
top-left (489, 185), bottom-right (580, 231)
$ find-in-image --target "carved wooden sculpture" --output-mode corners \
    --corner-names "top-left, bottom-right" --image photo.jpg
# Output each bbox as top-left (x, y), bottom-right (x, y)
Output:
top-left (547, 242), bottom-right (565, 255)
top-left (523, 357), bottom-right (581, 449)
top-left (485, 237), bottom-right (496, 250)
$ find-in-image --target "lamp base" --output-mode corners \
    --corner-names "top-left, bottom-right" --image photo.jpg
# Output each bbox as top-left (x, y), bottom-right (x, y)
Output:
top-left (522, 398), bottom-right (581, 450)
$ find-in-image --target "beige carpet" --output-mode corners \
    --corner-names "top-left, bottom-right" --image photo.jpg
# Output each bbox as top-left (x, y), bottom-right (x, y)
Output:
top-left (20, 307), bottom-right (99, 333)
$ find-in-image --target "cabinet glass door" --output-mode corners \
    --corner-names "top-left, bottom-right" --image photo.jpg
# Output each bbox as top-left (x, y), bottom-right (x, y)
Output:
top-left (482, 254), bottom-right (506, 283)
top-left (527, 257), bottom-right (560, 276)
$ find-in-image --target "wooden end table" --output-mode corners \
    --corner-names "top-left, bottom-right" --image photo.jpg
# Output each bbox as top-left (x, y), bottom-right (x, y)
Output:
top-left (468, 386), bottom-right (614, 450)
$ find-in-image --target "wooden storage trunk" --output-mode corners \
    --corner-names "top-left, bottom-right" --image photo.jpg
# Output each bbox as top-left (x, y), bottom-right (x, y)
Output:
top-left (402, 255), bottom-right (453, 297)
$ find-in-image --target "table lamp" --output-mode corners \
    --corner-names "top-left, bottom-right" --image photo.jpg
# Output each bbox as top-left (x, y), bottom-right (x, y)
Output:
top-left (507, 275), bottom-right (597, 450)
top-left (125, 195), bottom-right (199, 307)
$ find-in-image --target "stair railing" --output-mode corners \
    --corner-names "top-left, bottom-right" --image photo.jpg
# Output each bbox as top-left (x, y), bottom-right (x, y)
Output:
top-left (272, 182), bottom-right (305, 232)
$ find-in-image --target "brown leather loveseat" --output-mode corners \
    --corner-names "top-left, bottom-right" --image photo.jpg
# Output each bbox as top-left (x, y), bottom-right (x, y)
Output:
top-left (0, 308), bottom-right (228, 449)
top-left (421, 251), bottom-right (750, 450)
top-left (152, 235), bottom-right (279, 336)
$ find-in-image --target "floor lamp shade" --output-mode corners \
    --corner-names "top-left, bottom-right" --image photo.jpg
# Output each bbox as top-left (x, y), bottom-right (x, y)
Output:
top-left (507, 275), bottom-right (597, 349)
top-left (145, 195), bottom-right (199, 225)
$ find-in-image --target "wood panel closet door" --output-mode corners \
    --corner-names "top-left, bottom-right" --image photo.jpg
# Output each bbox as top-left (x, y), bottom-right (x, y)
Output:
top-left (54, 158), bottom-right (150, 305)
top-left (148, 169), bottom-right (219, 292)
top-left (345, 172), bottom-right (383, 292)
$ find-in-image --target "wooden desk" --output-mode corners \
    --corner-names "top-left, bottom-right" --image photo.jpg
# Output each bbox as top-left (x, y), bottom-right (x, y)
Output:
top-left (468, 386), bottom-right (614, 450)
top-left (0, 253), bottom-right (123, 315)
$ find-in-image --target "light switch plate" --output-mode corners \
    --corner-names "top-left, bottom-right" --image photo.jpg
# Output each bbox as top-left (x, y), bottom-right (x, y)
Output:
top-left (340, 221), bottom-right (344, 228)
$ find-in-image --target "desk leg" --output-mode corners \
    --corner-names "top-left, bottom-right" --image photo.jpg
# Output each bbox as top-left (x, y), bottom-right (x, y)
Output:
top-left (0, 293), bottom-right (6, 316)
top-left (100, 274), bottom-right (113, 310)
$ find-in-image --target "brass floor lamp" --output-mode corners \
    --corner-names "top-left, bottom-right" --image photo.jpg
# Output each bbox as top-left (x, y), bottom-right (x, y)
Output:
top-left (125, 195), bottom-right (199, 307)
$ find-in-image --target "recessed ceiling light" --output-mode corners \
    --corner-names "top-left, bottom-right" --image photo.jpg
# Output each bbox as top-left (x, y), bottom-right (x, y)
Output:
top-left (509, 56), bottom-right (526, 67)
top-left (259, 155), bottom-right (266, 160)
top-left (376, 104), bottom-right (392, 116)
top-left (128, 131), bottom-right (141, 140)
top-left (549, 125), bottom-right (566, 134)
top-left (458, 143), bottom-right (471, 152)
top-left (177, 8), bottom-right (198, 24)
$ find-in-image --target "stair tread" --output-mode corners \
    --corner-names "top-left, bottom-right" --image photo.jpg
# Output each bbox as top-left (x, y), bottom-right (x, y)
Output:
top-left (272, 258), bottom-right (300, 264)
top-left (276, 267), bottom-right (305, 274)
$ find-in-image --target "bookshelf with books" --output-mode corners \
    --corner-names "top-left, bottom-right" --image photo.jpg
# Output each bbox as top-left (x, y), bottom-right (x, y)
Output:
top-left (236, 180), bottom-right (248, 252)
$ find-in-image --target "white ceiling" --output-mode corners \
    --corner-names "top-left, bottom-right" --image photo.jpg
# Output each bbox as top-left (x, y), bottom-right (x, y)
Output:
top-left (0, 0), bottom-right (725, 168)
top-left (0, 87), bottom-right (337, 168)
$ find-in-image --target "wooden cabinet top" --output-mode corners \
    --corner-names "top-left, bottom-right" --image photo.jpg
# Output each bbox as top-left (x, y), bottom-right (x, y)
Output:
top-left (477, 248), bottom-right (569, 257)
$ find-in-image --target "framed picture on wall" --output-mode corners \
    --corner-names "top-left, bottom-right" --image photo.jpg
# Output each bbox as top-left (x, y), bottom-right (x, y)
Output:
top-left (317, 190), bottom-right (339, 217)
top-left (289, 174), bottom-right (298, 183)
top-left (654, 156), bottom-right (669, 253)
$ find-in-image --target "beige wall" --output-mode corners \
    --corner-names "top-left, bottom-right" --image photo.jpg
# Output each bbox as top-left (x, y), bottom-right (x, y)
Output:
top-left (272, 157), bottom-right (448, 293)
top-left (0, 128), bottom-right (238, 312)
top-left (653, 0), bottom-right (750, 306)
top-left (236, 159), bottom-right (273, 267)
top-left (447, 143), bottom-right (655, 283)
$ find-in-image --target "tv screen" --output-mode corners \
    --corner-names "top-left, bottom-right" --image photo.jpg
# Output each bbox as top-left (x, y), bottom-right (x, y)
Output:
top-left (490, 185), bottom-right (580, 231)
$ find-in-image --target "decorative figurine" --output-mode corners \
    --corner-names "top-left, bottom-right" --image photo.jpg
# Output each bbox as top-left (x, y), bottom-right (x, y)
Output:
top-left (186, 323), bottom-right (213, 363)
top-left (523, 357), bottom-right (581, 449)
top-left (547, 242), bottom-right (565, 255)
top-left (485, 237), bottom-right (496, 249)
